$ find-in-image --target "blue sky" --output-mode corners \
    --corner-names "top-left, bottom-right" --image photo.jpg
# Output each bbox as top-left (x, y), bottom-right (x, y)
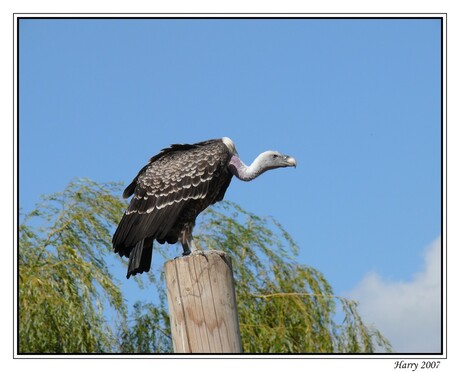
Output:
top-left (18, 17), bottom-right (442, 352)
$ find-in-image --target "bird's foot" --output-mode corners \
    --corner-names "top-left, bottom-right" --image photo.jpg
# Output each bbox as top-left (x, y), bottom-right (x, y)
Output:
top-left (179, 235), bottom-right (208, 260)
top-left (190, 249), bottom-right (205, 255)
top-left (213, 250), bottom-right (227, 258)
top-left (182, 248), bottom-right (191, 256)
top-left (190, 249), bottom-right (208, 262)
top-left (174, 249), bottom-right (207, 261)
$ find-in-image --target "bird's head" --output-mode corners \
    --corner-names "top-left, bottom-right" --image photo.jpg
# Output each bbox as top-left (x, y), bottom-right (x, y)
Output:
top-left (257, 150), bottom-right (297, 170)
top-left (228, 147), bottom-right (297, 181)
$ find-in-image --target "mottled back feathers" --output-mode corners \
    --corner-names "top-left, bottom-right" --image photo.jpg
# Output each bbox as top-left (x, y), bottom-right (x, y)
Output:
top-left (112, 139), bottom-right (233, 261)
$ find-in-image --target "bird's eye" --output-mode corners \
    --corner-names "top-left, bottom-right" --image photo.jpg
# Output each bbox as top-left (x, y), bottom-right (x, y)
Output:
top-left (272, 154), bottom-right (278, 158)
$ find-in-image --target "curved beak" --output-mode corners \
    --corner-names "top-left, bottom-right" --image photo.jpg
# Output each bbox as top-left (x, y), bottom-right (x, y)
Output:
top-left (284, 155), bottom-right (297, 168)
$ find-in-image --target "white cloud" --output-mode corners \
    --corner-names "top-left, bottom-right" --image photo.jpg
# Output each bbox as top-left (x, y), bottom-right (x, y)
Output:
top-left (346, 237), bottom-right (441, 353)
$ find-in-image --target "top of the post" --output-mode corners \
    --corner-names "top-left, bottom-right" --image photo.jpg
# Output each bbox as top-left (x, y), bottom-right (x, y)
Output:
top-left (164, 250), bottom-right (232, 267)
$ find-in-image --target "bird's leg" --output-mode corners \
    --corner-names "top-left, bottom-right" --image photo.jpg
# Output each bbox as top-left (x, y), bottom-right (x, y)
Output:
top-left (182, 242), bottom-right (190, 256)
top-left (182, 234), bottom-right (198, 256)
top-left (181, 234), bottom-right (206, 258)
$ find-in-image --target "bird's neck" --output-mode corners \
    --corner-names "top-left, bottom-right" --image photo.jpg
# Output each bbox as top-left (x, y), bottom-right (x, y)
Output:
top-left (228, 154), bottom-right (266, 182)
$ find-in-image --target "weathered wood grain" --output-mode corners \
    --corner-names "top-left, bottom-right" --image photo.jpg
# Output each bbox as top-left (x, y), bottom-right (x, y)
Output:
top-left (164, 251), bottom-right (242, 353)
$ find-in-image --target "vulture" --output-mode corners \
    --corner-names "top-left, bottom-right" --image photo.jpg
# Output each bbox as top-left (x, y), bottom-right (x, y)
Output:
top-left (112, 137), bottom-right (296, 278)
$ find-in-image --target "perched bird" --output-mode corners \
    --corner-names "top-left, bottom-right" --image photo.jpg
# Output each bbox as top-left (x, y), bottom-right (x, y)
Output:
top-left (112, 137), bottom-right (296, 278)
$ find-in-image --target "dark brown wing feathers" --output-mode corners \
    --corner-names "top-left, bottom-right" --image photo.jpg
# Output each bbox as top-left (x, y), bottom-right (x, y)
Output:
top-left (112, 139), bottom-right (233, 266)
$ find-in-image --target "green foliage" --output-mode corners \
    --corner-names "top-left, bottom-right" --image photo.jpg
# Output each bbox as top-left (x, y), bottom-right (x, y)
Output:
top-left (19, 179), bottom-right (127, 353)
top-left (197, 202), bottom-right (392, 353)
top-left (18, 179), bottom-right (391, 354)
top-left (118, 302), bottom-right (172, 353)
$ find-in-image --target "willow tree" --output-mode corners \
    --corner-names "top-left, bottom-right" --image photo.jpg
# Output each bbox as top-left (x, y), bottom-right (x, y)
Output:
top-left (18, 179), bottom-right (391, 353)
top-left (18, 179), bottom-right (128, 353)
top-left (197, 203), bottom-right (391, 353)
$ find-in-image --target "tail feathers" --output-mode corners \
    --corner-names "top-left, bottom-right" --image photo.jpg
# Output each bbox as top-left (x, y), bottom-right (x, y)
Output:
top-left (127, 237), bottom-right (154, 279)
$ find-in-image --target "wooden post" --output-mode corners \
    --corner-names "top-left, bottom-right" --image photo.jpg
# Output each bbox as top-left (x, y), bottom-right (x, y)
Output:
top-left (164, 250), bottom-right (242, 353)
